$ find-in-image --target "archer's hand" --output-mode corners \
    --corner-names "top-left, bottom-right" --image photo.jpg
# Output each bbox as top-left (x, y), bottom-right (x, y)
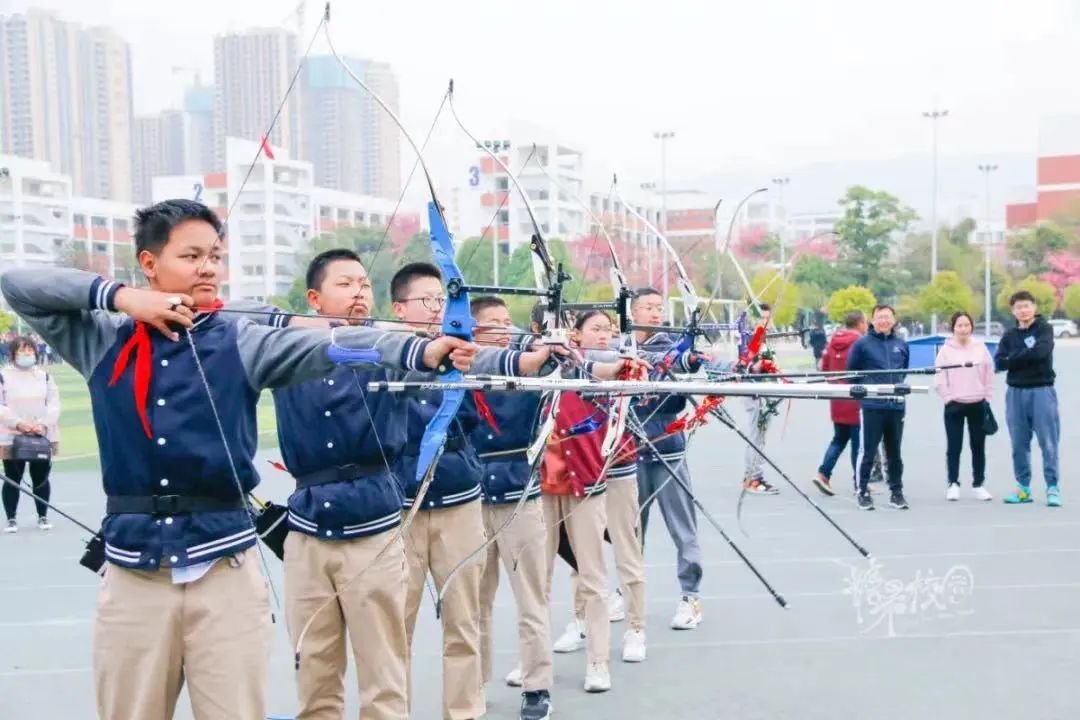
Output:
top-left (592, 357), bottom-right (651, 381)
top-left (113, 288), bottom-right (195, 341)
top-left (422, 337), bottom-right (478, 373)
top-left (519, 345), bottom-right (582, 375)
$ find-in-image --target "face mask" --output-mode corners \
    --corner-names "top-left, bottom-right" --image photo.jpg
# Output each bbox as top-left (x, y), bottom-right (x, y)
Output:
top-left (14, 355), bottom-right (36, 369)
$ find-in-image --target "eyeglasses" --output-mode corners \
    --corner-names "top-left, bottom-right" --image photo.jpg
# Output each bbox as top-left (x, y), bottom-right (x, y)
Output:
top-left (399, 295), bottom-right (447, 312)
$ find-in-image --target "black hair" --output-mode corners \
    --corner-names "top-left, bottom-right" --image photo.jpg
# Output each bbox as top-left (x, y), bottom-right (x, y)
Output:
top-left (529, 301), bottom-right (547, 330)
top-left (133, 199), bottom-right (223, 256)
top-left (470, 296), bottom-right (507, 317)
top-left (759, 303), bottom-right (772, 312)
top-left (573, 309), bottom-right (612, 331)
top-left (844, 310), bottom-right (866, 329)
top-left (390, 262), bottom-right (441, 302)
top-left (1009, 290), bottom-right (1036, 306)
top-left (7, 335), bottom-right (37, 362)
top-left (306, 248), bottom-right (364, 291)
top-left (950, 311), bottom-right (975, 331)
top-left (631, 287), bottom-right (663, 306)
top-left (872, 304), bottom-right (895, 316)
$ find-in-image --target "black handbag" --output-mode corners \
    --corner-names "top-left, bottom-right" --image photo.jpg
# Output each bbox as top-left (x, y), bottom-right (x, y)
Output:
top-left (11, 433), bottom-right (52, 461)
top-left (982, 402), bottom-right (999, 436)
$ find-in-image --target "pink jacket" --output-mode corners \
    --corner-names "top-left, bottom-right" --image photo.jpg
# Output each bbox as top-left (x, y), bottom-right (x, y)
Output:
top-left (933, 336), bottom-right (994, 404)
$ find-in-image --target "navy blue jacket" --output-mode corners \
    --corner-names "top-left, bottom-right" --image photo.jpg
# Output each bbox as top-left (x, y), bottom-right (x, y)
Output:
top-left (0, 268), bottom-right (431, 570)
top-left (472, 392), bottom-right (543, 505)
top-left (845, 327), bottom-right (910, 411)
top-left (994, 315), bottom-right (1055, 388)
top-left (273, 366), bottom-right (405, 540)
top-left (632, 332), bottom-right (698, 462)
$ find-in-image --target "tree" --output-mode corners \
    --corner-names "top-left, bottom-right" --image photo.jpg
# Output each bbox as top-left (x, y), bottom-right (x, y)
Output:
top-left (916, 271), bottom-right (975, 320)
top-left (826, 286), bottom-right (877, 323)
top-left (833, 186), bottom-right (918, 293)
top-left (796, 282), bottom-right (828, 316)
top-left (0, 308), bottom-right (13, 334)
top-left (56, 238), bottom-right (92, 272)
top-left (997, 275), bottom-right (1057, 316)
top-left (792, 254), bottom-right (853, 294)
top-left (1063, 283), bottom-right (1080, 320)
top-left (749, 270), bottom-right (799, 326)
top-left (1008, 223), bottom-right (1071, 276)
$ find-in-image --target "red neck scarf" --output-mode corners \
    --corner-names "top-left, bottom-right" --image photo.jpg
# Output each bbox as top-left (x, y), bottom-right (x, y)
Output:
top-left (108, 300), bottom-right (224, 439)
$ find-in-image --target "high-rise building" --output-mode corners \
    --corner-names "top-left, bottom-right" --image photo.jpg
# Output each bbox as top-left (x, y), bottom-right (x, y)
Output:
top-left (132, 111), bottom-right (185, 203)
top-left (361, 61), bottom-right (400, 200)
top-left (0, 10), bottom-right (134, 201)
top-left (183, 83), bottom-right (215, 175)
top-left (213, 28), bottom-right (300, 170)
top-left (301, 55), bottom-right (400, 200)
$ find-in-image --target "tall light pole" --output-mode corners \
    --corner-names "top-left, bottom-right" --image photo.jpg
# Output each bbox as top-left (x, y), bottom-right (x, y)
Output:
top-left (654, 130), bottom-right (674, 304)
top-left (978, 163), bottom-right (998, 336)
top-left (923, 108), bottom-right (948, 331)
top-left (480, 140), bottom-right (510, 285)
top-left (770, 176), bottom-right (790, 267)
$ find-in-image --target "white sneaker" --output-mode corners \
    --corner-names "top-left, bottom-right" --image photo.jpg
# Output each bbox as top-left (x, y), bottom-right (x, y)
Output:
top-left (946, 484), bottom-right (960, 502)
top-left (621, 628), bottom-right (647, 663)
top-left (504, 663), bottom-right (523, 687)
top-left (972, 486), bottom-right (993, 501)
top-left (608, 589), bottom-right (625, 623)
top-left (670, 595), bottom-right (702, 630)
top-left (553, 618), bottom-right (586, 653)
top-left (583, 662), bottom-right (611, 693)
top-left (3, 519), bottom-right (16, 534)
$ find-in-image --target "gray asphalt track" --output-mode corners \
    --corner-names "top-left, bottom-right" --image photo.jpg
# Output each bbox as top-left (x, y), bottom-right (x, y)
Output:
top-left (2, 347), bottom-right (1077, 719)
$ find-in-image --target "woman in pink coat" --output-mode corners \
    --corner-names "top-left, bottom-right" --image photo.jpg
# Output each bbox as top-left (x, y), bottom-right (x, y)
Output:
top-left (934, 311), bottom-right (995, 501)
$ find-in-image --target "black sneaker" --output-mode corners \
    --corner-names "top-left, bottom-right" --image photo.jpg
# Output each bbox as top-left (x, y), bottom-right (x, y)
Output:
top-left (857, 492), bottom-right (874, 511)
top-left (520, 690), bottom-right (552, 720)
top-left (889, 492), bottom-right (909, 510)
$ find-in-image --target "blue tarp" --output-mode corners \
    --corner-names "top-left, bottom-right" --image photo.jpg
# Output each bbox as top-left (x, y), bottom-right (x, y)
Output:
top-left (908, 334), bottom-right (999, 368)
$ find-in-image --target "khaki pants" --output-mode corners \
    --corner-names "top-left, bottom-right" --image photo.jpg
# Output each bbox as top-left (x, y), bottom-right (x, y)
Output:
top-left (93, 547), bottom-right (272, 720)
top-left (404, 501), bottom-right (486, 720)
top-left (284, 530), bottom-right (409, 720)
top-left (543, 493), bottom-right (609, 664)
top-left (603, 478), bottom-right (646, 629)
top-left (478, 500), bottom-right (553, 691)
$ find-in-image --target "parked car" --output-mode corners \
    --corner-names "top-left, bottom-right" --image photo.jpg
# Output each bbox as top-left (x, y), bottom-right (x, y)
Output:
top-left (1050, 318), bottom-right (1078, 338)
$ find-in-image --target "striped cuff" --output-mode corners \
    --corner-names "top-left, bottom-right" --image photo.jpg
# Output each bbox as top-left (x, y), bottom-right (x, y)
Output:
top-left (88, 277), bottom-right (124, 311)
top-left (269, 311), bottom-right (290, 328)
top-left (501, 349), bottom-right (522, 376)
top-left (402, 336), bottom-right (432, 371)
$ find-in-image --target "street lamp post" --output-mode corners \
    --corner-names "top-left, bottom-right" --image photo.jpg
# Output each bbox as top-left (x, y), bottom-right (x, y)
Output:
top-left (654, 130), bottom-right (674, 310)
top-left (978, 163), bottom-right (998, 336)
top-left (481, 140), bottom-right (510, 285)
top-left (923, 108), bottom-right (948, 332)
top-left (771, 176), bottom-right (790, 266)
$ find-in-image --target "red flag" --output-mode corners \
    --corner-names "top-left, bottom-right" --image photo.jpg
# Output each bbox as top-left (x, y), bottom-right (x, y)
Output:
top-left (260, 135), bottom-right (276, 160)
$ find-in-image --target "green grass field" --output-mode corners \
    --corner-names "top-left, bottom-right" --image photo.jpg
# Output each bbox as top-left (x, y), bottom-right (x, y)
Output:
top-left (43, 364), bottom-right (280, 473)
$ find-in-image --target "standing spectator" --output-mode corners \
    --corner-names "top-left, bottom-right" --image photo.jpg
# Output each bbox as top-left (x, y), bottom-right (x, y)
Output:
top-left (808, 325), bottom-right (828, 369)
top-left (0, 335), bottom-right (60, 532)
top-left (812, 311), bottom-right (867, 495)
top-left (847, 305), bottom-right (910, 510)
top-left (934, 311), bottom-right (995, 501)
top-left (994, 291), bottom-right (1060, 506)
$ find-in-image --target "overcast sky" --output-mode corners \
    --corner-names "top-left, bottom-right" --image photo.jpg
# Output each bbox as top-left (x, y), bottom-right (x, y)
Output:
top-left (7, 0), bottom-right (1080, 209)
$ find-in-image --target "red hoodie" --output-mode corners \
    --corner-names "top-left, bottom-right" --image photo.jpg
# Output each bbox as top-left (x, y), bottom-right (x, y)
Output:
top-left (822, 329), bottom-right (862, 425)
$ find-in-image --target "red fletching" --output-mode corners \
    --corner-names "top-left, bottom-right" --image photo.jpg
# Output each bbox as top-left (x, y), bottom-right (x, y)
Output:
top-left (473, 391), bottom-right (500, 434)
top-left (268, 460), bottom-right (288, 472)
top-left (260, 136), bottom-right (276, 160)
top-left (108, 321), bottom-right (153, 439)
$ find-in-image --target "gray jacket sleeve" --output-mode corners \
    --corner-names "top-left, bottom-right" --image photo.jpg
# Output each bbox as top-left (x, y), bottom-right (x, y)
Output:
top-left (225, 299), bottom-right (293, 327)
top-left (0, 268), bottom-right (126, 379)
top-left (236, 321), bottom-right (436, 391)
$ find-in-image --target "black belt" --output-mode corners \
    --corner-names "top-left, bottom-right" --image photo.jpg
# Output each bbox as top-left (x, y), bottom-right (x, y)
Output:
top-left (106, 495), bottom-right (246, 515)
top-left (404, 437), bottom-right (466, 455)
top-left (295, 461), bottom-right (389, 489)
